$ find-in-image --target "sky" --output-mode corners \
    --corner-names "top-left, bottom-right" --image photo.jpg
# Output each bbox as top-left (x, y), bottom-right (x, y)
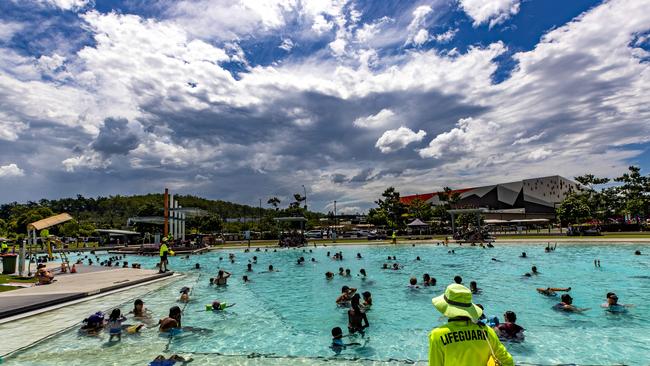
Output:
top-left (0, 0), bottom-right (649, 214)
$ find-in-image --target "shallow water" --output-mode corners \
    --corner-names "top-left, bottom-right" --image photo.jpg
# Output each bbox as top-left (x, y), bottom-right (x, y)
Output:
top-left (5, 243), bottom-right (650, 365)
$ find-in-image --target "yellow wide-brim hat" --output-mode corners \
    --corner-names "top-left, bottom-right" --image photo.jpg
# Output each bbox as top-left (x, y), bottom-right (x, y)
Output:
top-left (432, 284), bottom-right (483, 322)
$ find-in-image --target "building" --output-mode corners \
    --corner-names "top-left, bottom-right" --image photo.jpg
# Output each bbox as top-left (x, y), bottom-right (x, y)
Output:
top-left (401, 175), bottom-right (580, 221)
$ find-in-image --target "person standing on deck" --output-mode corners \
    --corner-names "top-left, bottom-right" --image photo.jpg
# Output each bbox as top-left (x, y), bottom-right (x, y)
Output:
top-left (159, 238), bottom-right (169, 273)
top-left (428, 284), bottom-right (514, 366)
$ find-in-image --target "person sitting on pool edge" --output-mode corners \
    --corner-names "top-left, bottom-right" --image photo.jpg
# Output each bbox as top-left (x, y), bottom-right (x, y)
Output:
top-left (536, 287), bottom-right (571, 297)
top-left (494, 311), bottom-right (524, 342)
top-left (348, 293), bottom-right (369, 335)
top-left (601, 292), bottom-right (634, 313)
top-left (429, 284), bottom-right (514, 366)
top-left (552, 294), bottom-right (589, 313)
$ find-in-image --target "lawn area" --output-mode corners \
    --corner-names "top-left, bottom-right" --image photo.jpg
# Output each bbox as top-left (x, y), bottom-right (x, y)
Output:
top-left (0, 274), bottom-right (36, 293)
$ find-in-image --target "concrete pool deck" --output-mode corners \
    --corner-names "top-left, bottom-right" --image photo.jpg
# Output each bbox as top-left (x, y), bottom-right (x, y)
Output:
top-left (0, 264), bottom-right (173, 319)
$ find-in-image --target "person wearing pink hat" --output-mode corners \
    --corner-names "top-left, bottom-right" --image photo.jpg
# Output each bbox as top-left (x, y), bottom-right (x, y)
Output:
top-left (428, 284), bottom-right (514, 366)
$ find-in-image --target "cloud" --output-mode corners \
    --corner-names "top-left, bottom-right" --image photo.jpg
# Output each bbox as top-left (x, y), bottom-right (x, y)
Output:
top-left (0, 21), bottom-right (25, 42)
top-left (279, 38), bottom-right (294, 52)
top-left (0, 163), bottom-right (24, 177)
top-left (419, 117), bottom-right (498, 158)
top-left (0, 0), bottom-right (648, 213)
top-left (62, 152), bottom-right (110, 172)
top-left (91, 117), bottom-right (141, 156)
top-left (527, 148), bottom-right (552, 161)
top-left (459, 0), bottom-right (520, 28)
top-left (33, 0), bottom-right (90, 11)
top-left (405, 5), bottom-right (432, 46)
top-left (353, 109), bottom-right (396, 128)
top-left (434, 28), bottom-right (458, 43)
top-left (376, 126), bottom-right (427, 153)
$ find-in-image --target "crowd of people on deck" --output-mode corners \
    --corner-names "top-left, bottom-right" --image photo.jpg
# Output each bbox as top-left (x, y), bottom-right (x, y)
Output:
top-left (71, 240), bottom-right (641, 366)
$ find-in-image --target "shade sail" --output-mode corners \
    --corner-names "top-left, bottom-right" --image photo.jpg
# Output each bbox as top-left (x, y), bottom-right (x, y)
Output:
top-left (27, 213), bottom-right (73, 231)
top-left (407, 219), bottom-right (429, 227)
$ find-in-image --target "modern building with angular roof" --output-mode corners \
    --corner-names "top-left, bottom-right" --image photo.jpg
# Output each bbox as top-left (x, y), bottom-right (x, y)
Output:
top-left (401, 175), bottom-right (580, 220)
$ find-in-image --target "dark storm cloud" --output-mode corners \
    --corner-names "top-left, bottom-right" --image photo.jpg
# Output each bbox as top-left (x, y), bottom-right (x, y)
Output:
top-left (91, 117), bottom-right (140, 156)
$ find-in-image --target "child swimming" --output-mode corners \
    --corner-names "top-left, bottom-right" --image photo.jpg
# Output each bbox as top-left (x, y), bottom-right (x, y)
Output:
top-left (206, 300), bottom-right (236, 311)
top-left (330, 326), bottom-right (360, 354)
top-left (107, 308), bottom-right (127, 341)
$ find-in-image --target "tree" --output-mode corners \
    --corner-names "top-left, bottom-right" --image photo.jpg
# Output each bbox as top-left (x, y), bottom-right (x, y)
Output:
top-left (374, 187), bottom-right (407, 230)
top-left (574, 174), bottom-right (611, 221)
top-left (406, 198), bottom-right (433, 221)
top-left (556, 193), bottom-right (591, 225)
top-left (267, 197), bottom-right (281, 211)
top-left (614, 166), bottom-right (649, 222)
top-left (60, 220), bottom-right (81, 237)
top-left (199, 214), bottom-right (223, 233)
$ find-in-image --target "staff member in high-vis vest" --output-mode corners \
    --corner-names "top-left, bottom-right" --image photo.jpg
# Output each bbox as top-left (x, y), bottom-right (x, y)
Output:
top-left (159, 238), bottom-right (169, 273)
top-left (429, 284), bottom-right (514, 366)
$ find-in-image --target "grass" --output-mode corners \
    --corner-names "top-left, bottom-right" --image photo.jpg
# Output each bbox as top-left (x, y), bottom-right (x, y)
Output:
top-left (0, 274), bottom-right (37, 292)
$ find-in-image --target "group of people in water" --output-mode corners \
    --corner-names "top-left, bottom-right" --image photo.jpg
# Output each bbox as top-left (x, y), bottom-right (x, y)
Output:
top-left (72, 241), bottom-right (640, 365)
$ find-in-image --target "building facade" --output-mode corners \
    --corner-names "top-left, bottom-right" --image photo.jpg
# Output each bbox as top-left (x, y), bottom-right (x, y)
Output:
top-left (401, 175), bottom-right (580, 220)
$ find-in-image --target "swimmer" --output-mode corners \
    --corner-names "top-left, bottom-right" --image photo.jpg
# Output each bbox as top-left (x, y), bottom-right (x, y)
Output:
top-left (331, 326), bottom-right (360, 354)
top-left (382, 263), bottom-right (389, 269)
top-left (536, 287), bottom-right (571, 297)
top-left (469, 281), bottom-right (481, 294)
top-left (129, 299), bottom-right (151, 319)
top-left (361, 291), bottom-right (372, 312)
top-left (601, 292), bottom-right (634, 313)
top-left (531, 266), bottom-right (539, 275)
top-left (80, 312), bottom-right (105, 336)
top-left (357, 253), bottom-right (362, 259)
top-left (159, 306), bottom-right (182, 333)
top-left (179, 287), bottom-right (191, 303)
top-left (207, 300), bottom-right (236, 311)
top-left (107, 308), bottom-right (127, 341)
top-left (247, 263), bottom-right (253, 272)
top-left (635, 250), bottom-right (641, 255)
top-left (408, 277), bottom-right (420, 289)
top-left (336, 286), bottom-right (357, 306)
top-left (347, 293), bottom-right (369, 334)
top-left (263, 265), bottom-right (278, 272)
top-left (345, 269), bottom-right (352, 277)
top-left (552, 294), bottom-right (589, 313)
top-left (423, 273), bottom-right (431, 286)
top-left (149, 354), bottom-right (193, 366)
top-left (338, 267), bottom-right (345, 276)
top-left (214, 270), bottom-right (231, 285)
top-left (520, 252), bottom-right (527, 258)
top-left (326, 271), bottom-right (334, 280)
top-left (416, 256), bottom-right (421, 261)
top-left (311, 258), bottom-right (317, 262)
top-left (454, 275), bottom-right (462, 284)
top-left (243, 275), bottom-right (250, 283)
top-left (359, 268), bottom-right (367, 278)
top-left (491, 258), bottom-right (502, 262)
top-left (494, 311), bottom-right (525, 342)
top-left (392, 263), bottom-right (402, 270)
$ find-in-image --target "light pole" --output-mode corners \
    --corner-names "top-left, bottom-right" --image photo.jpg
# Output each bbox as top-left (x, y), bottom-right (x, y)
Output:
top-left (333, 200), bottom-right (337, 243)
top-left (302, 185), bottom-right (307, 211)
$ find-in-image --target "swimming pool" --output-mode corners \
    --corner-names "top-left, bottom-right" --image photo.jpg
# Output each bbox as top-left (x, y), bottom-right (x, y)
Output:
top-left (3, 243), bottom-right (650, 365)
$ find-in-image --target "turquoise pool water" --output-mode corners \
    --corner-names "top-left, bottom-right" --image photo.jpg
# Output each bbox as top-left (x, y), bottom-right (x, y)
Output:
top-left (5, 243), bottom-right (650, 365)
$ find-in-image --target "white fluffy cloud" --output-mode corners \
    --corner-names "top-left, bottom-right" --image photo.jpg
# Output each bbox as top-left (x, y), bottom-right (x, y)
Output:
top-left (419, 117), bottom-right (498, 158)
top-left (353, 109), bottom-right (396, 128)
top-left (0, 163), bottom-right (25, 177)
top-left (405, 5), bottom-right (432, 46)
top-left (459, 0), bottom-right (520, 28)
top-left (376, 126), bottom-right (426, 153)
top-left (0, 21), bottom-right (24, 42)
